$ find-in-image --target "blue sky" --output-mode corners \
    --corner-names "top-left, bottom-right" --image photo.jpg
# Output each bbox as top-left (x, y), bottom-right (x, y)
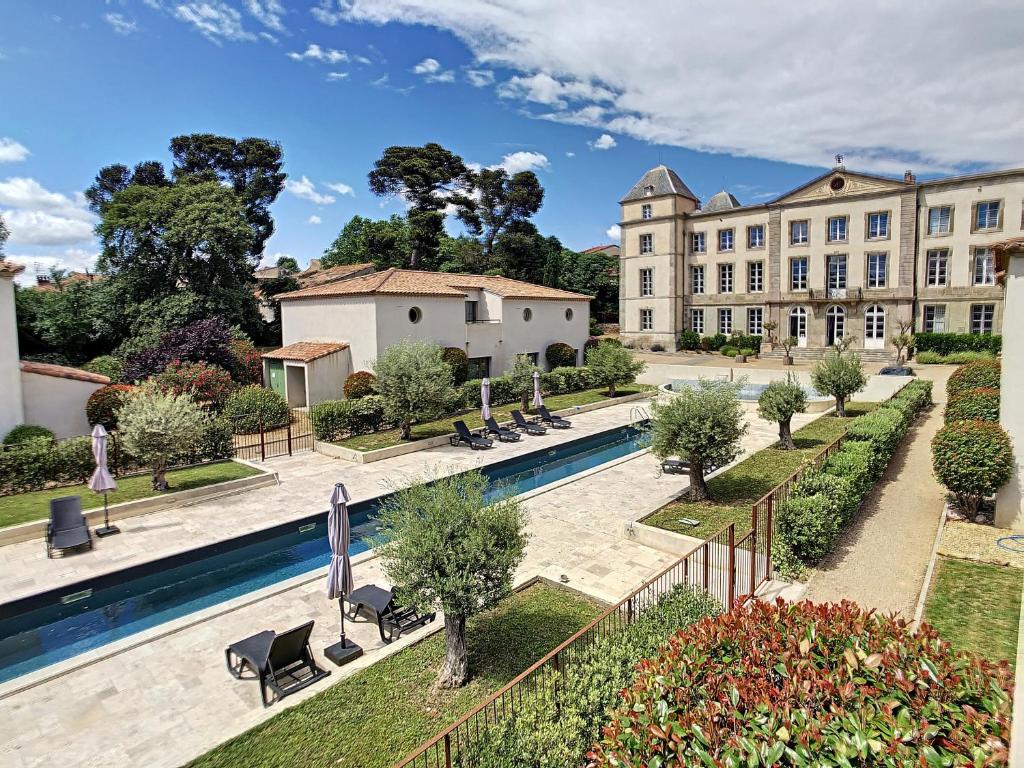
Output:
top-left (2, 1), bottom-right (1021, 281)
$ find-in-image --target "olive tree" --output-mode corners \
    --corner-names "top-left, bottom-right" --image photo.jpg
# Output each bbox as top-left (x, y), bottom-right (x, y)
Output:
top-left (372, 340), bottom-right (455, 440)
top-left (117, 384), bottom-right (208, 490)
top-left (810, 349), bottom-right (867, 417)
top-left (757, 377), bottom-right (807, 450)
top-left (585, 341), bottom-right (646, 396)
top-left (506, 354), bottom-right (541, 411)
top-left (373, 470), bottom-right (528, 688)
top-left (650, 379), bottom-right (747, 501)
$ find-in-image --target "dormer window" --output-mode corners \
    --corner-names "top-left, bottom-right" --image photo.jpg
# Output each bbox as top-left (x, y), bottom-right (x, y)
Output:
top-left (643, 185), bottom-right (655, 197)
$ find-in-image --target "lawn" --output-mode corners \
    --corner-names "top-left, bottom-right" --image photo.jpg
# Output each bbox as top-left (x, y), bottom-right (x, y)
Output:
top-left (642, 402), bottom-right (876, 539)
top-left (333, 386), bottom-right (650, 452)
top-left (0, 460), bottom-right (263, 529)
top-left (925, 557), bottom-right (1022, 668)
top-left (187, 583), bottom-right (601, 768)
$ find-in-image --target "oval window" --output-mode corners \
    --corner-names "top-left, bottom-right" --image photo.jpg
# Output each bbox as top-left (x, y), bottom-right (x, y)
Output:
top-left (565, 308), bottom-right (574, 321)
top-left (523, 308), bottom-right (533, 322)
top-left (408, 306), bottom-right (422, 324)
top-left (829, 176), bottom-right (845, 191)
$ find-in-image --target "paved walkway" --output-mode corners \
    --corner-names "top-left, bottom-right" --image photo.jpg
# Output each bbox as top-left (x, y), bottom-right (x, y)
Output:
top-left (802, 367), bottom-right (952, 616)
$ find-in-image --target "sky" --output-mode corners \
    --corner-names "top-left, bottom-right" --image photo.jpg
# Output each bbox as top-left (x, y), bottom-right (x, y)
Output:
top-left (2, 0), bottom-right (1023, 284)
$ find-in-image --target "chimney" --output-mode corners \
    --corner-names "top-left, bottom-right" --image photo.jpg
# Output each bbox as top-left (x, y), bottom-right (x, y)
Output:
top-left (904, 170), bottom-right (915, 183)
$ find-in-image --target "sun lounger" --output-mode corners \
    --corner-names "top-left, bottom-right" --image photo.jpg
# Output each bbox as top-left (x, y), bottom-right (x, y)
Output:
top-left (511, 410), bottom-right (547, 435)
top-left (46, 496), bottom-right (93, 558)
top-left (537, 405), bottom-right (571, 428)
top-left (225, 620), bottom-right (330, 707)
top-left (450, 420), bottom-right (494, 449)
top-left (345, 585), bottom-right (437, 643)
top-left (484, 416), bottom-right (521, 442)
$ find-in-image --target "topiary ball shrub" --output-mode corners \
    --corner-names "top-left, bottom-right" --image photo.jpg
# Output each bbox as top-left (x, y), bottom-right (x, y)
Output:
top-left (946, 359), bottom-right (1000, 398)
top-left (82, 355), bottom-right (123, 382)
top-left (945, 386), bottom-right (999, 423)
top-left (440, 347), bottom-right (470, 385)
top-left (3, 424), bottom-right (55, 446)
top-left (86, 384), bottom-right (136, 429)
top-left (223, 386), bottom-right (290, 434)
top-left (590, 599), bottom-right (1013, 767)
top-left (343, 370), bottom-right (377, 399)
top-left (545, 342), bottom-right (577, 369)
top-left (932, 419), bottom-right (1013, 515)
top-left (719, 345), bottom-right (738, 357)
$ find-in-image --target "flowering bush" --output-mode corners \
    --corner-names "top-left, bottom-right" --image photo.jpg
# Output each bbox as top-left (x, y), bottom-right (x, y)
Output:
top-left (154, 361), bottom-right (235, 409)
top-left (945, 386), bottom-right (999, 423)
top-left (946, 359), bottom-right (1001, 398)
top-left (343, 371), bottom-right (377, 399)
top-left (932, 419), bottom-right (1014, 515)
top-left (121, 317), bottom-right (235, 383)
top-left (223, 386), bottom-right (290, 433)
top-left (229, 339), bottom-right (263, 386)
top-left (545, 342), bottom-right (577, 369)
top-left (86, 384), bottom-right (136, 429)
top-left (590, 600), bottom-right (1012, 767)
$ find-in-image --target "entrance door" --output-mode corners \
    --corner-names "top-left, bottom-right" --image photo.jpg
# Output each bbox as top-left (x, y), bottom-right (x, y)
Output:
top-left (826, 305), bottom-right (846, 346)
top-left (864, 305), bottom-right (886, 349)
top-left (789, 307), bottom-right (808, 347)
top-left (267, 360), bottom-right (286, 396)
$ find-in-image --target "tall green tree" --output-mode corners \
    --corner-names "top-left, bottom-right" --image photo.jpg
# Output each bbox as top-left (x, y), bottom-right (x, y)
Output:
top-left (0, 213), bottom-right (9, 258)
top-left (436, 234), bottom-right (487, 274)
top-left (368, 143), bottom-right (475, 268)
top-left (561, 248), bottom-right (619, 321)
top-left (372, 340), bottom-right (455, 440)
top-left (321, 214), bottom-right (412, 270)
top-left (461, 168), bottom-right (544, 257)
top-left (492, 221), bottom-right (556, 284)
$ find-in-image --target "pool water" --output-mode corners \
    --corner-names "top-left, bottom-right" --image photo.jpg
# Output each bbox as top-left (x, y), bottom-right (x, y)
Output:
top-left (0, 423), bottom-right (650, 684)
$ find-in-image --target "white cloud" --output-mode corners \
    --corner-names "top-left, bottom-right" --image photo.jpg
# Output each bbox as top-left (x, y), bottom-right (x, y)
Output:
top-left (288, 43), bottom-right (350, 64)
top-left (0, 138), bottom-right (29, 163)
top-left (285, 176), bottom-right (335, 205)
top-left (606, 224), bottom-right (621, 241)
top-left (244, 0), bottom-right (285, 32)
top-left (173, 2), bottom-right (255, 43)
top-left (492, 151), bottom-right (550, 174)
top-left (7, 249), bottom-right (100, 286)
top-left (330, 0), bottom-right (1024, 173)
top-left (412, 57), bottom-right (454, 83)
top-left (464, 68), bottom-right (494, 87)
top-left (589, 133), bottom-right (616, 151)
top-left (326, 71), bottom-right (349, 81)
top-left (565, 151), bottom-right (575, 158)
top-left (325, 181), bottom-right (355, 196)
top-left (104, 13), bottom-right (138, 35)
top-left (310, 0), bottom-right (343, 26)
top-left (0, 177), bottom-right (97, 246)
top-left (307, 215), bottom-right (322, 224)
top-left (260, 250), bottom-right (292, 268)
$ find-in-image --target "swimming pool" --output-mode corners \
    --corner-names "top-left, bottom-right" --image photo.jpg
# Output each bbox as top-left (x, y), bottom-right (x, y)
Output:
top-left (0, 423), bottom-right (650, 684)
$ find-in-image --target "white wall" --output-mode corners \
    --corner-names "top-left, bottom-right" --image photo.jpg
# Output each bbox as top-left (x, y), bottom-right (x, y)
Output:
top-left (306, 351), bottom-right (351, 405)
top-left (0, 275), bottom-right (25, 437)
top-left (20, 372), bottom-right (102, 438)
top-left (499, 299), bottom-right (590, 372)
top-left (996, 253), bottom-right (1024, 531)
top-left (281, 296), bottom-right (378, 372)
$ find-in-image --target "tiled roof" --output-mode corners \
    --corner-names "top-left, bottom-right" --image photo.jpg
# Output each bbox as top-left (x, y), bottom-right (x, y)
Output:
top-left (297, 263), bottom-right (376, 289)
top-left (32, 271), bottom-right (103, 292)
top-left (0, 260), bottom-right (26, 278)
top-left (580, 244), bottom-right (619, 254)
top-left (276, 268), bottom-right (592, 302)
top-left (620, 165), bottom-right (698, 203)
top-left (702, 190), bottom-right (743, 214)
top-left (19, 361), bottom-right (110, 385)
top-left (262, 341), bottom-right (349, 363)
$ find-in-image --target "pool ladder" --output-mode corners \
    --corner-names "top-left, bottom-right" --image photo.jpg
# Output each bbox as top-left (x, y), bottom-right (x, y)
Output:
top-left (629, 406), bottom-right (650, 426)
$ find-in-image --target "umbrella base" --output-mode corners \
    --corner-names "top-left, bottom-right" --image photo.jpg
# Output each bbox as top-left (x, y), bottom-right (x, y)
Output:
top-left (95, 525), bottom-right (121, 538)
top-left (325, 640), bottom-right (363, 666)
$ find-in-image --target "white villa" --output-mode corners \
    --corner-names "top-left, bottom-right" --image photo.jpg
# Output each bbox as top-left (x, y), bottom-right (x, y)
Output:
top-left (264, 268), bottom-right (592, 408)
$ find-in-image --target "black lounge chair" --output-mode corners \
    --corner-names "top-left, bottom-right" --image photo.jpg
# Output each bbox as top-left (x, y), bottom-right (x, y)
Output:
top-left (511, 410), bottom-right (547, 435)
top-left (484, 416), bottom-right (521, 442)
top-left (46, 496), bottom-right (93, 558)
top-left (345, 585), bottom-right (437, 643)
top-left (225, 620), bottom-right (330, 707)
top-left (662, 458), bottom-right (719, 475)
top-left (450, 420), bottom-right (493, 449)
top-left (537, 405), bottom-right (571, 428)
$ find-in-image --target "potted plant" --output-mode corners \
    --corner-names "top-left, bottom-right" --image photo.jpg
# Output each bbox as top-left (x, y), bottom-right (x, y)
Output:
top-left (780, 336), bottom-right (797, 366)
top-left (737, 347), bottom-right (755, 363)
top-left (763, 321), bottom-right (778, 350)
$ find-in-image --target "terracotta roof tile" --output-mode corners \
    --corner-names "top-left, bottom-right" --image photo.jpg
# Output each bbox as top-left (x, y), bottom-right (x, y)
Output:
top-left (297, 263), bottom-right (376, 289)
top-left (262, 341), bottom-right (348, 363)
top-left (0, 260), bottom-right (26, 278)
top-left (19, 361), bottom-right (110, 385)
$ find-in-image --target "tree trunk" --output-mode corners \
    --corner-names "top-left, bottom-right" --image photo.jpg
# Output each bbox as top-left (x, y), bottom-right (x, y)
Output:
top-left (400, 419), bottom-right (413, 440)
top-left (521, 392), bottom-right (529, 412)
top-left (152, 465), bottom-right (169, 491)
top-left (438, 614), bottom-right (468, 688)
top-left (835, 396), bottom-right (846, 417)
top-left (608, 381), bottom-right (617, 397)
top-left (688, 460), bottom-right (709, 501)
top-left (779, 418), bottom-right (796, 450)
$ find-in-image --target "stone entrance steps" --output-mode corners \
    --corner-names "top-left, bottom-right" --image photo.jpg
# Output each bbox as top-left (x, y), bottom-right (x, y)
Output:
top-left (761, 347), bottom-right (894, 363)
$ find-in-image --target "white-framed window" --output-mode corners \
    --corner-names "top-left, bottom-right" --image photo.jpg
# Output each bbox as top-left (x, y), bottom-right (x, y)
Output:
top-left (718, 228), bottom-right (734, 252)
top-left (971, 303), bottom-right (995, 334)
top-left (923, 304), bottom-right (946, 333)
top-left (747, 261), bottom-right (764, 292)
top-left (747, 224), bottom-right (765, 249)
top-left (827, 215), bottom-right (848, 242)
top-left (639, 267), bottom-right (654, 296)
top-left (975, 200), bottom-right (1001, 230)
top-left (927, 205), bottom-right (952, 235)
top-left (641, 203), bottom-right (653, 220)
top-left (827, 254), bottom-right (848, 290)
top-left (719, 263), bottom-right (734, 293)
top-left (639, 233), bottom-right (653, 254)
top-left (690, 264), bottom-right (705, 294)
top-left (789, 306), bottom-right (807, 339)
top-left (926, 248), bottom-right (949, 286)
top-left (718, 308), bottom-right (733, 335)
top-left (867, 211), bottom-right (889, 239)
top-left (690, 308), bottom-right (705, 334)
top-left (691, 231), bottom-right (706, 253)
top-left (790, 257), bottom-right (808, 290)
top-left (640, 308), bottom-right (653, 331)
top-left (747, 307), bottom-right (763, 336)
top-left (864, 305), bottom-right (886, 342)
top-left (974, 248), bottom-right (996, 285)
top-left (867, 252), bottom-right (887, 288)
top-left (790, 220), bottom-right (809, 245)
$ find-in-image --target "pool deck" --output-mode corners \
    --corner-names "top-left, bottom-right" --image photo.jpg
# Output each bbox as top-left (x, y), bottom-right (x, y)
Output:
top-left (0, 380), bottom-right (905, 768)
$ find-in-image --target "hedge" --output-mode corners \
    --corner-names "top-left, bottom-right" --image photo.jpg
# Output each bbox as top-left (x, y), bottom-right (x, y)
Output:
top-left (3, 425), bottom-right (55, 446)
top-left (946, 359), bottom-right (1001, 397)
top-left (945, 386), bottom-right (999, 423)
top-left (914, 331), bottom-right (1001, 356)
top-left (310, 396), bottom-right (389, 441)
top-left (223, 386), bottom-right (290, 433)
top-left (719, 345), bottom-right (738, 357)
top-left (915, 350), bottom-right (995, 365)
top-left (932, 419), bottom-right (1013, 515)
top-left (461, 365), bottom-right (601, 408)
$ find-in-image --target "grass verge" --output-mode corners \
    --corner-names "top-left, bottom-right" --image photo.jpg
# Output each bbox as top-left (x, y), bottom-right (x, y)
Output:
top-left (333, 386), bottom-right (650, 452)
top-left (925, 557), bottom-right (1022, 668)
top-left (0, 460), bottom-right (263, 529)
top-left (187, 583), bottom-right (601, 768)
top-left (641, 402), bottom-right (877, 539)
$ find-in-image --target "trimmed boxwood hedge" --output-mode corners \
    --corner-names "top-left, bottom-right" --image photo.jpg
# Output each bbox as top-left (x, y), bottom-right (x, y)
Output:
top-left (945, 386), bottom-right (999, 423)
top-left (946, 359), bottom-right (1000, 397)
top-left (914, 331), bottom-right (1001, 356)
top-left (3, 425), bottom-right (55, 446)
top-left (310, 396), bottom-right (389, 441)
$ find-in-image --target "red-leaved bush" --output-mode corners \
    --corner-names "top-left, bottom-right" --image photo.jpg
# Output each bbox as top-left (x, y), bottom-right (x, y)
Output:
top-left (154, 360), bottom-right (235, 409)
top-left (230, 339), bottom-right (263, 386)
top-left (86, 384), bottom-right (136, 429)
top-left (343, 370), bottom-right (377, 399)
top-left (589, 599), bottom-right (1012, 767)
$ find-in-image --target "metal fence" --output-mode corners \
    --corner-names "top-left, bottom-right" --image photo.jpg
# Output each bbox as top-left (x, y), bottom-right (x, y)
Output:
top-left (750, 433), bottom-right (846, 529)
top-left (231, 409), bottom-right (314, 461)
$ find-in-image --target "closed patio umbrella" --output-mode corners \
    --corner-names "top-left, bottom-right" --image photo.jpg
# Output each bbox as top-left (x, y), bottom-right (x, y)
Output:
top-left (89, 424), bottom-right (119, 537)
top-left (532, 371), bottom-right (543, 409)
top-left (481, 377), bottom-right (491, 421)
top-left (324, 482), bottom-right (362, 665)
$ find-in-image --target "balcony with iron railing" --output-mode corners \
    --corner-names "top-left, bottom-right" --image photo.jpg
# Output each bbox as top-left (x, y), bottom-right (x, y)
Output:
top-left (806, 286), bottom-right (863, 302)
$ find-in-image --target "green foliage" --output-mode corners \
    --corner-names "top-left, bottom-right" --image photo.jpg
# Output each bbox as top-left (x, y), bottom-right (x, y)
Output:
top-left (544, 342), bottom-right (576, 369)
top-left (504, 354), bottom-right (541, 409)
top-left (585, 341), bottom-right (645, 396)
top-left (932, 420), bottom-right (1014, 515)
top-left (730, 334), bottom-right (762, 351)
top-left (229, 339), bottom-right (263, 386)
top-left (677, 330), bottom-right (701, 351)
top-left (372, 340), bottom-right (455, 440)
top-left (591, 600), bottom-right (1013, 767)
top-left (343, 371), bottom-right (378, 399)
top-left (914, 332), bottom-right (1001, 356)
top-left (3, 425), bottom-right (55, 446)
top-left (775, 492), bottom-right (842, 561)
top-left (947, 359), bottom-right (1001, 397)
top-left (701, 332), bottom-right (727, 351)
top-left (223, 386), bottom-right (290, 433)
top-left (915, 350), bottom-right (995, 364)
top-left (844, 406), bottom-right (907, 456)
top-left (757, 377), bottom-right (807, 449)
top-left (719, 345), bottom-right (738, 357)
top-left (558, 247), bottom-right (619, 322)
top-left (154, 361), bottom-right (235, 409)
top-left (0, 437), bottom-right (94, 496)
top-left (810, 349), bottom-right (867, 416)
top-left (440, 347), bottom-right (470, 385)
top-left (82, 355), bottom-right (123, 381)
top-left (310, 396), bottom-right (388, 441)
top-left (945, 387), bottom-right (1000, 423)
top-left (321, 214), bottom-right (412, 270)
top-left (461, 168), bottom-right (544, 257)
top-left (86, 384), bottom-right (136, 429)
top-left (738, 347), bottom-right (755, 356)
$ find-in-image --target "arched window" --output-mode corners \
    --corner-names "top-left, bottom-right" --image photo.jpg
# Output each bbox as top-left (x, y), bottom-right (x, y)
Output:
top-left (826, 305), bottom-right (846, 346)
top-left (865, 305), bottom-right (886, 349)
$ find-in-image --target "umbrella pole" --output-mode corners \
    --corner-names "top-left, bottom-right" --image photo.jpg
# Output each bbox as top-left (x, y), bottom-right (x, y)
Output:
top-left (95, 491), bottom-right (120, 537)
top-left (326, 596), bottom-right (362, 666)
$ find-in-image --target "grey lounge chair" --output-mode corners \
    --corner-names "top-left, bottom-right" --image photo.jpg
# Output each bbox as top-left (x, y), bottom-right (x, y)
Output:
top-left (484, 416), bottom-right (521, 442)
top-left (345, 585), bottom-right (436, 643)
top-left (511, 410), bottom-right (547, 435)
top-left (225, 620), bottom-right (330, 707)
top-left (46, 496), bottom-right (93, 558)
top-left (450, 420), bottom-right (493, 449)
top-left (537, 405), bottom-right (571, 428)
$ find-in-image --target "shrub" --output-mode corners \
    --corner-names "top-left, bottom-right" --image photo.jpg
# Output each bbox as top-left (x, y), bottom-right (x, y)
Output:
top-left (916, 350), bottom-right (995, 364)
top-left (845, 406), bottom-right (907, 459)
top-left (793, 470), bottom-right (859, 525)
top-left (699, 336), bottom-right (713, 351)
top-left (545, 342), bottom-right (577, 369)
top-left (82, 355), bottom-right (123, 382)
top-left (505, 355), bottom-right (542, 411)
top-left (440, 347), bottom-right (470, 385)
top-left (945, 386), bottom-right (999, 423)
top-left (229, 339), bottom-right (263, 386)
top-left (223, 386), bottom-right (290, 433)
top-left (310, 396), bottom-right (387, 441)
top-left (154, 360), bottom-right (235, 409)
top-left (0, 437), bottom-right (95, 495)
top-left (946, 358), bottom-right (1001, 397)
top-left (649, 342), bottom-right (665, 352)
top-left (811, 349), bottom-right (866, 416)
top-left (757, 377), bottom-right (807, 450)
top-left (3, 424), bottom-right (55, 446)
top-left (590, 600), bottom-right (1013, 767)
top-left (173, 417), bottom-right (234, 465)
top-left (677, 330), bottom-right (701, 351)
top-left (706, 332), bottom-right (727, 351)
top-left (914, 331), bottom-right (1001, 356)
top-left (343, 371), bottom-right (377, 399)
top-left (932, 420), bottom-right (1014, 515)
top-left (86, 384), bottom-right (136, 429)
top-left (822, 442), bottom-right (875, 498)
top-left (730, 334), bottom-right (762, 351)
top-left (738, 347), bottom-right (755, 357)
top-left (121, 317), bottom-right (235, 383)
top-left (775, 492), bottom-right (842, 561)
top-left (585, 341), bottom-right (645, 396)
top-left (373, 340), bottom-right (455, 440)
top-left (719, 345), bottom-right (737, 357)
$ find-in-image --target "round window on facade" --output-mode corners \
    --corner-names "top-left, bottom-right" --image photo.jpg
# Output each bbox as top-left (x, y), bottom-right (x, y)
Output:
top-left (565, 307), bottom-right (574, 321)
top-left (830, 176), bottom-right (846, 191)
top-left (408, 306), bottom-right (422, 324)
top-left (523, 308), bottom-right (533, 322)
